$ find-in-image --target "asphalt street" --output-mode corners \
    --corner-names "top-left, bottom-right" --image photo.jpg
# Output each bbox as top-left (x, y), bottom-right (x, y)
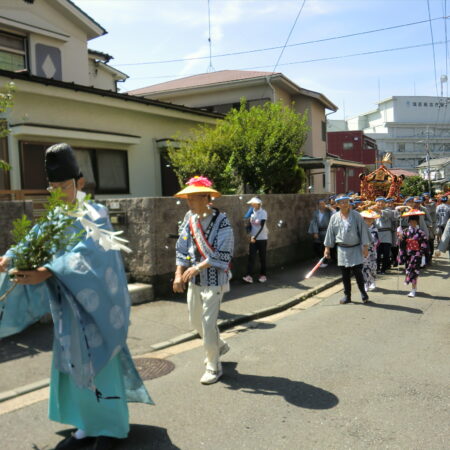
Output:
top-left (0, 256), bottom-right (449, 449)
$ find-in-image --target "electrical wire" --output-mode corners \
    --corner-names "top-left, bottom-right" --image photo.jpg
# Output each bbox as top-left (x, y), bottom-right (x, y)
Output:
top-left (127, 39), bottom-right (450, 82)
top-left (270, 0), bottom-right (307, 74)
top-left (114, 16), bottom-right (449, 67)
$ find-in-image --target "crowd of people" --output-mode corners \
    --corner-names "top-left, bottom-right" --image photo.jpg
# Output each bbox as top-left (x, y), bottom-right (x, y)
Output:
top-left (0, 142), bottom-right (448, 449)
top-left (308, 191), bottom-right (450, 302)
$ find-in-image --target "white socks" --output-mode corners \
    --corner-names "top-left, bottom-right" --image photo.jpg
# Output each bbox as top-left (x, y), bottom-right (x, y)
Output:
top-left (74, 429), bottom-right (87, 440)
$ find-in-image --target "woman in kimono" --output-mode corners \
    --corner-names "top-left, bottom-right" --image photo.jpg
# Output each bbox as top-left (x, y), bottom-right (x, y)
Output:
top-left (0, 143), bottom-right (152, 450)
top-left (397, 209), bottom-right (429, 298)
top-left (360, 210), bottom-right (380, 292)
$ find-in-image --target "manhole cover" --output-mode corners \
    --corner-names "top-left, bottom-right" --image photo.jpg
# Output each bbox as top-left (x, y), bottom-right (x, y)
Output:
top-left (133, 358), bottom-right (175, 380)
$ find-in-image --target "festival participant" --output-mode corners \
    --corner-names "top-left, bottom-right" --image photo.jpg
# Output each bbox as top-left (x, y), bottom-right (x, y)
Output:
top-left (360, 210), bottom-right (380, 291)
top-left (422, 193), bottom-right (437, 263)
top-left (435, 218), bottom-right (450, 257)
top-left (324, 195), bottom-right (370, 304)
top-left (308, 199), bottom-right (332, 268)
top-left (372, 197), bottom-right (400, 274)
top-left (436, 196), bottom-right (449, 243)
top-left (173, 176), bottom-right (234, 385)
top-left (243, 197), bottom-right (269, 283)
top-left (397, 209), bottom-right (429, 298)
top-left (0, 143), bottom-right (152, 450)
top-left (386, 198), bottom-right (400, 267)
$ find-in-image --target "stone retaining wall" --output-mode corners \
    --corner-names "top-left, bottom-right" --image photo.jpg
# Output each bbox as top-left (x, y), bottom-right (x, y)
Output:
top-left (104, 194), bottom-right (327, 296)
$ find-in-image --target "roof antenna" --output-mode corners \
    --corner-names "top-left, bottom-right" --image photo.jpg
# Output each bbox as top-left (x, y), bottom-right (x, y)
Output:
top-left (207, 0), bottom-right (215, 72)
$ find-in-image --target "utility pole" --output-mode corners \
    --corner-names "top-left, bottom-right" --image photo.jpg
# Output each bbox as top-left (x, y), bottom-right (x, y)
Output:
top-left (426, 126), bottom-right (431, 194)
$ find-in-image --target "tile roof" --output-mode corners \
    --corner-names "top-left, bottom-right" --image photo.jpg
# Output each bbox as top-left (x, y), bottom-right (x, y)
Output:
top-left (128, 70), bottom-right (281, 95)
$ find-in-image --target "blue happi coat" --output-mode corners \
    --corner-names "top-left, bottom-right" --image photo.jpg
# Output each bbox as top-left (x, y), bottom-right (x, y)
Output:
top-left (0, 202), bottom-right (152, 405)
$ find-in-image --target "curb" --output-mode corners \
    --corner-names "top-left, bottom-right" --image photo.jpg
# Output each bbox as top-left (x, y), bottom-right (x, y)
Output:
top-left (0, 275), bottom-right (341, 404)
top-left (147, 275), bottom-right (342, 350)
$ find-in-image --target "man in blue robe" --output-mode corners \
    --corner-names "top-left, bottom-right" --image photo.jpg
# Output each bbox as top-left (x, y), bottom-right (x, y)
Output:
top-left (0, 143), bottom-right (152, 450)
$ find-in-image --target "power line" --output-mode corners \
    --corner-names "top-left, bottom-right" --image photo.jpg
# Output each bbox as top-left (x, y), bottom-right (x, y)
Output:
top-left (114, 16), bottom-right (449, 67)
top-left (127, 39), bottom-right (450, 82)
top-left (130, 40), bottom-right (450, 81)
top-left (427, 0), bottom-right (439, 96)
top-left (270, 0), bottom-right (306, 74)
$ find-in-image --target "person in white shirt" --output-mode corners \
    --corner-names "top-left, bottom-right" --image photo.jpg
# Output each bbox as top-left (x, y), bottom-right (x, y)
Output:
top-left (243, 197), bottom-right (268, 283)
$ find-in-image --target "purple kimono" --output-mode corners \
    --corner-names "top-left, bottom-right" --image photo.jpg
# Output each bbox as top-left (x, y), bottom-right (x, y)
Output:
top-left (398, 226), bottom-right (428, 284)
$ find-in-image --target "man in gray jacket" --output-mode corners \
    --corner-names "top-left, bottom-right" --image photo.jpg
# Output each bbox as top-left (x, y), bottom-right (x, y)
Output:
top-left (324, 195), bottom-right (370, 304)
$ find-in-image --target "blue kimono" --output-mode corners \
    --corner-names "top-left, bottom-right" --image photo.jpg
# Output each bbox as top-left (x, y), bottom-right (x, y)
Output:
top-left (0, 202), bottom-right (152, 438)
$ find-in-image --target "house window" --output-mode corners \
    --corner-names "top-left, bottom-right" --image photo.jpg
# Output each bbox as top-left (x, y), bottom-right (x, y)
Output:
top-left (418, 102), bottom-right (422, 106)
top-left (0, 31), bottom-right (27, 72)
top-left (19, 142), bottom-right (129, 194)
top-left (322, 120), bottom-right (326, 141)
top-left (398, 143), bottom-right (405, 152)
top-left (412, 102), bottom-right (417, 106)
top-left (95, 149), bottom-right (129, 194)
top-left (348, 169), bottom-right (354, 176)
top-left (424, 102), bottom-right (428, 106)
top-left (343, 142), bottom-right (353, 150)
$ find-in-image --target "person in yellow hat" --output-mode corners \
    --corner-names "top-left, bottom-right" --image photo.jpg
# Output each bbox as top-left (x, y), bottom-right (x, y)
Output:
top-left (173, 176), bottom-right (234, 384)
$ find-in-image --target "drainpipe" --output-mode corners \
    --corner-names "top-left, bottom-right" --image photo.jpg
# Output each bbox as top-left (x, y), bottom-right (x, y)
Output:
top-left (265, 76), bottom-right (276, 102)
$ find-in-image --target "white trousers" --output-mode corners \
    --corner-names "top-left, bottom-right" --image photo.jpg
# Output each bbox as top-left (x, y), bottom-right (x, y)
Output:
top-left (187, 283), bottom-right (227, 371)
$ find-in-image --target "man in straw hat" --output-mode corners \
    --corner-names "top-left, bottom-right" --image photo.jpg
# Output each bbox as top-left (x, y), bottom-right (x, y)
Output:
top-left (173, 176), bottom-right (234, 384)
top-left (324, 195), bottom-right (370, 304)
top-left (0, 143), bottom-right (152, 450)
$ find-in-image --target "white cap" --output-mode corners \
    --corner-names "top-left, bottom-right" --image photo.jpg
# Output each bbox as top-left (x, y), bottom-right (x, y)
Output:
top-left (247, 197), bottom-right (262, 205)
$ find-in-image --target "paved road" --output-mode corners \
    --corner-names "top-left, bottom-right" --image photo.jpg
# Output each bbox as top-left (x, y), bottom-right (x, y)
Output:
top-left (0, 256), bottom-right (449, 449)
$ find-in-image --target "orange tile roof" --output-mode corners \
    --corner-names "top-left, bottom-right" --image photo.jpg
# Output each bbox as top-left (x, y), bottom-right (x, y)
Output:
top-left (128, 70), bottom-right (281, 95)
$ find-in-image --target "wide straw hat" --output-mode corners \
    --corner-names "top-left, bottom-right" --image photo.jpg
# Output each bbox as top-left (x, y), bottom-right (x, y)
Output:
top-left (360, 210), bottom-right (381, 219)
top-left (174, 175), bottom-right (221, 199)
top-left (402, 208), bottom-right (425, 217)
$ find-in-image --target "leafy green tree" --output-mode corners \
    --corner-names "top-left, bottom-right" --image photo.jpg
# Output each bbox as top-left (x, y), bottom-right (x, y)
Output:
top-left (167, 100), bottom-right (309, 193)
top-left (400, 175), bottom-right (429, 197)
top-left (0, 81), bottom-right (15, 171)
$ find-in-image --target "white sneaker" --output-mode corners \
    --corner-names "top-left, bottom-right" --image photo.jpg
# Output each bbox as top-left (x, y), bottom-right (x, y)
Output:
top-left (200, 367), bottom-right (223, 385)
top-left (364, 283), bottom-right (368, 292)
top-left (319, 263), bottom-right (328, 268)
top-left (407, 290), bottom-right (416, 297)
top-left (368, 283), bottom-right (376, 291)
top-left (258, 275), bottom-right (267, 283)
top-left (242, 275), bottom-right (253, 283)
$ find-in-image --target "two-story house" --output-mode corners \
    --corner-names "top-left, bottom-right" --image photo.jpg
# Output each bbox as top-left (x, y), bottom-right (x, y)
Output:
top-left (0, 0), bottom-right (220, 198)
top-left (129, 70), bottom-right (340, 193)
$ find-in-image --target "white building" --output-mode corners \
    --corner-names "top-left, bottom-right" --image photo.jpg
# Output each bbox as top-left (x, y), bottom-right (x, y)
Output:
top-left (338, 96), bottom-right (450, 170)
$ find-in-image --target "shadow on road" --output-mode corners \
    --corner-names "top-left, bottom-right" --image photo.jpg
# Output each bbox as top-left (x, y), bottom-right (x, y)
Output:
top-left (221, 362), bottom-right (339, 410)
top-left (355, 302), bottom-right (423, 314)
top-left (50, 425), bottom-right (180, 450)
top-left (0, 321), bottom-right (52, 364)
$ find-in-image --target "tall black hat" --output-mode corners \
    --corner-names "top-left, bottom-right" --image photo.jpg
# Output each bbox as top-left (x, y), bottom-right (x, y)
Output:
top-left (45, 143), bottom-right (82, 182)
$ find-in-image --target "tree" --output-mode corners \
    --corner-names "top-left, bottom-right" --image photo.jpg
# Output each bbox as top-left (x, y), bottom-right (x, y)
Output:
top-left (0, 81), bottom-right (15, 171)
top-left (400, 175), bottom-right (429, 197)
top-left (167, 100), bottom-right (310, 193)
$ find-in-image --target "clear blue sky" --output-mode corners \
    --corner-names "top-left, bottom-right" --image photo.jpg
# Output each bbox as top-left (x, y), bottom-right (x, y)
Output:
top-left (73, 0), bottom-right (450, 119)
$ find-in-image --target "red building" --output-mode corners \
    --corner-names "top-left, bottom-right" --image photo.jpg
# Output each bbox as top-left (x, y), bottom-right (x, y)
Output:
top-left (327, 131), bottom-right (378, 193)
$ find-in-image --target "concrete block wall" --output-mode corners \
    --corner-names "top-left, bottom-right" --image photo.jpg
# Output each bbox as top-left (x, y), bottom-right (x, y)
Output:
top-left (104, 194), bottom-right (327, 296)
top-left (0, 200), bottom-right (34, 254)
